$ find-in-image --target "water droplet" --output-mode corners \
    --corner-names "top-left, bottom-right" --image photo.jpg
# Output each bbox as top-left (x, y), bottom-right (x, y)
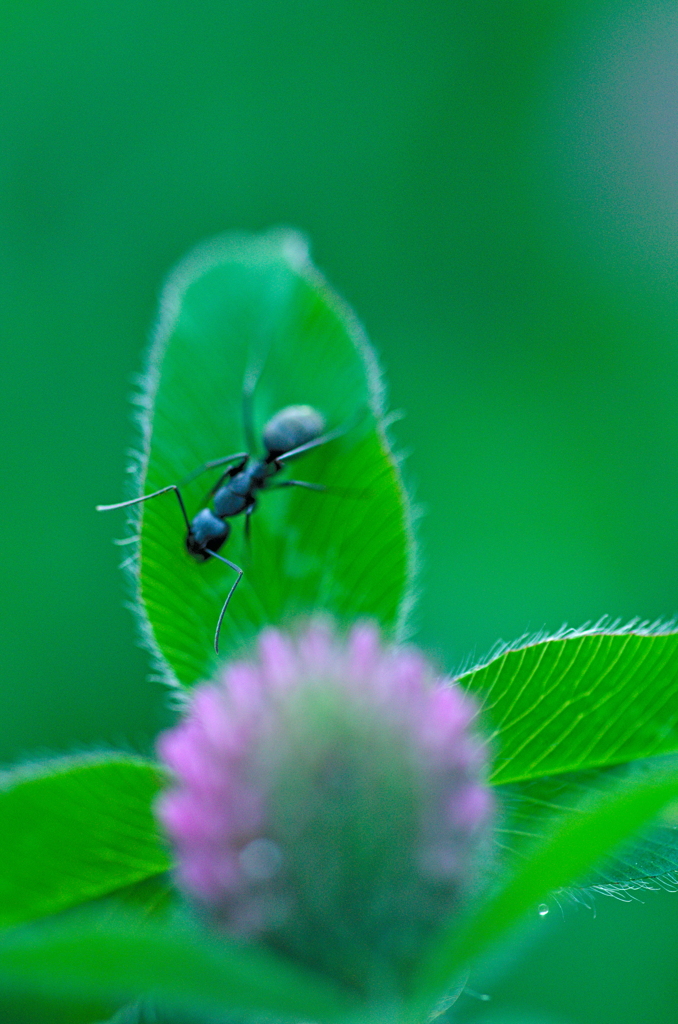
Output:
top-left (463, 987), bottom-right (491, 1003)
top-left (538, 903), bottom-right (549, 917)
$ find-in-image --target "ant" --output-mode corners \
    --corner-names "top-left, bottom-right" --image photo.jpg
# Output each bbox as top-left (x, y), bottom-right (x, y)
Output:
top-left (97, 403), bottom-right (346, 652)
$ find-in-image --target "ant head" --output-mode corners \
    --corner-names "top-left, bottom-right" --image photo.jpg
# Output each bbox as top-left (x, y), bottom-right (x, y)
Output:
top-left (187, 508), bottom-right (230, 561)
top-left (263, 405), bottom-right (325, 457)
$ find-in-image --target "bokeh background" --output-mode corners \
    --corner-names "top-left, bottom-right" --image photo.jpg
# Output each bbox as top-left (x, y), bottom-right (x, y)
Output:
top-left (2, 1), bottom-right (678, 1021)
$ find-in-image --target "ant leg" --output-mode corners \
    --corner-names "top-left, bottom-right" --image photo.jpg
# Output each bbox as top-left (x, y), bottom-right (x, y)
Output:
top-left (275, 416), bottom-right (361, 464)
top-left (242, 338), bottom-right (274, 452)
top-left (97, 485), bottom-right (192, 532)
top-left (271, 479), bottom-right (367, 499)
top-left (208, 550), bottom-right (244, 652)
top-left (271, 480), bottom-right (327, 492)
top-left (203, 458), bottom-right (251, 501)
top-left (180, 453), bottom-right (248, 488)
top-left (244, 502), bottom-right (256, 543)
top-left (242, 379), bottom-right (257, 455)
top-left (181, 454), bottom-right (249, 510)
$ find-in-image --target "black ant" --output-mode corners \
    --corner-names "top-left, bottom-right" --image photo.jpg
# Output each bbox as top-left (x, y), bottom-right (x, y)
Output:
top-left (97, 404), bottom-right (346, 652)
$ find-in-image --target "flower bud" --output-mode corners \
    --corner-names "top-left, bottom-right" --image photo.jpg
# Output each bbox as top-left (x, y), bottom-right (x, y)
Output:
top-left (156, 622), bottom-right (492, 996)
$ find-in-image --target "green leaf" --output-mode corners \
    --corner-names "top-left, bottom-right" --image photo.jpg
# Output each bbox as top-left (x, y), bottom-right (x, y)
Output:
top-left (461, 628), bottom-right (678, 785)
top-left (410, 766), bottom-right (678, 1010)
top-left (460, 627), bottom-right (678, 888)
top-left (95, 998), bottom-right (210, 1024)
top-left (496, 761), bottom-right (678, 891)
top-left (95, 1004), bottom-right (147, 1024)
top-left (100, 874), bottom-right (176, 918)
top-left (0, 754), bottom-right (170, 928)
top-left (0, 987), bottom-right (115, 1024)
top-left (123, 229), bottom-right (413, 687)
top-left (0, 910), bottom-right (360, 1024)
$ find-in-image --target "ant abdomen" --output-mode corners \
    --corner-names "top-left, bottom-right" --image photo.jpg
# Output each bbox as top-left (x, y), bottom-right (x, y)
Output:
top-left (263, 405), bottom-right (325, 458)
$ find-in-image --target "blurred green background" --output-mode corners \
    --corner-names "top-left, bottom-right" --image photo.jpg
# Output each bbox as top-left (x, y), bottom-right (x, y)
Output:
top-left (2, 1), bottom-right (678, 1021)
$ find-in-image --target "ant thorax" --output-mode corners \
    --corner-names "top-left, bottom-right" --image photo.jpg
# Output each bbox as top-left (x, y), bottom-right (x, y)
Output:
top-left (213, 459), bottom-right (265, 518)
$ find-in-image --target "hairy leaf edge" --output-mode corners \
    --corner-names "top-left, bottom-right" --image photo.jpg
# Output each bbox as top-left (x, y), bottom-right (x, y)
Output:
top-left (115, 228), bottom-right (418, 691)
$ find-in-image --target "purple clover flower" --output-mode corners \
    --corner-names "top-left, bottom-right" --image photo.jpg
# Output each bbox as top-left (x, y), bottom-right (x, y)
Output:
top-left (156, 621), bottom-right (493, 994)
